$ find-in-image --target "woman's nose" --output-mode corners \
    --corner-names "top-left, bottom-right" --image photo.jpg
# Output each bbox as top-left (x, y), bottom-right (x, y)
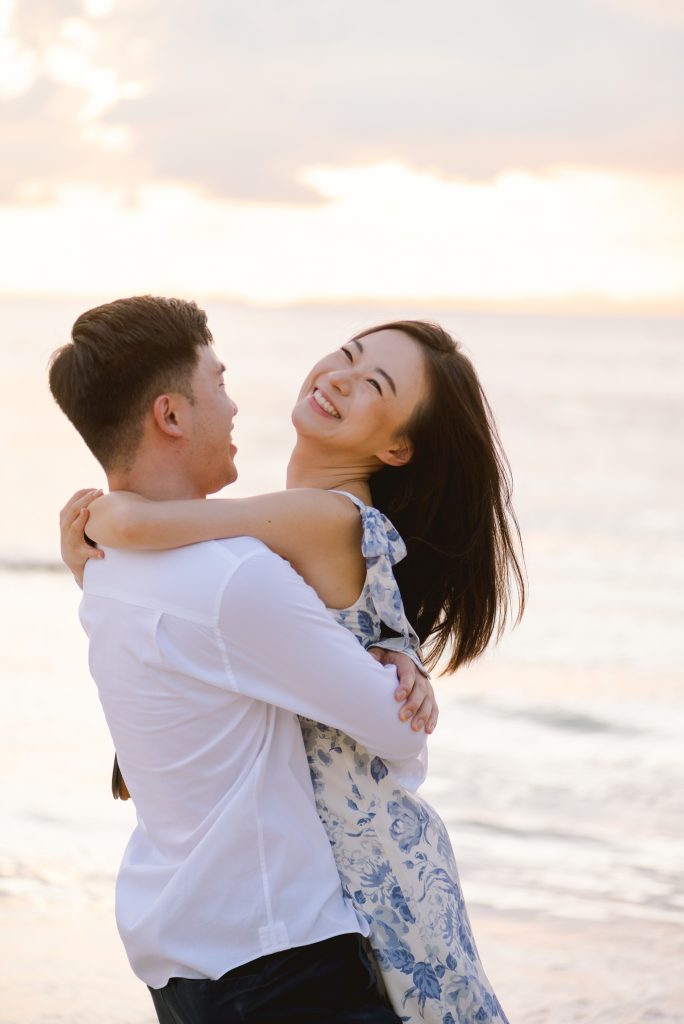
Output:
top-left (328, 371), bottom-right (350, 395)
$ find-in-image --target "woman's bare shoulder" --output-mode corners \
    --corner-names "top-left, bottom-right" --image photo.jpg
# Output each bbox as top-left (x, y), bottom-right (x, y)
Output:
top-left (282, 489), bottom-right (365, 606)
top-left (277, 488), bottom-right (361, 548)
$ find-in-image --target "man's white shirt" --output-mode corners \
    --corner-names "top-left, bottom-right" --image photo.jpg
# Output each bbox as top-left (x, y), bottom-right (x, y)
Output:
top-left (79, 536), bottom-right (427, 988)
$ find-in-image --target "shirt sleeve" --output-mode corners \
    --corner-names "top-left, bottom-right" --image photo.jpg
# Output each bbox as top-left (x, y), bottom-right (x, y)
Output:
top-left (217, 550), bottom-right (427, 767)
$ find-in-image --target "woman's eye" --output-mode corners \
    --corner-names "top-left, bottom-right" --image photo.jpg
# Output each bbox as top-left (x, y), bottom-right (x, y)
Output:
top-left (341, 347), bottom-right (353, 361)
top-left (367, 378), bottom-right (382, 394)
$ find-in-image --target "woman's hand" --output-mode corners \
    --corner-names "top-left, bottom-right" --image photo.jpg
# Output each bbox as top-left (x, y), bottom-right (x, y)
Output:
top-left (369, 648), bottom-right (438, 734)
top-left (59, 488), bottom-right (104, 587)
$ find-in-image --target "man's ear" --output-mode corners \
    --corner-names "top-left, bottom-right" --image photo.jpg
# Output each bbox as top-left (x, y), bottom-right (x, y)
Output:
top-left (378, 439), bottom-right (414, 468)
top-left (151, 394), bottom-right (185, 438)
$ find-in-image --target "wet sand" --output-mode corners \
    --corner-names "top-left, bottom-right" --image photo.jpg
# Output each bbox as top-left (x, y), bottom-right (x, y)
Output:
top-left (3, 901), bottom-right (683, 1023)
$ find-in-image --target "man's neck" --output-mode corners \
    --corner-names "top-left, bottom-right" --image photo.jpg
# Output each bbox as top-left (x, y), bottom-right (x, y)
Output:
top-left (107, 456), bottom-right (206, 501)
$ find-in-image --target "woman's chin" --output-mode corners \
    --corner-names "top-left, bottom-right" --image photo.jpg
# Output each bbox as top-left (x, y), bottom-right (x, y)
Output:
top-left (291, 403), bottom-right (327, 437)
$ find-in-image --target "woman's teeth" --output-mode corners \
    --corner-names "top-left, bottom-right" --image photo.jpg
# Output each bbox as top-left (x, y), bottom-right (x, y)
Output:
top-left (313, 389), bottom-right (340, 418)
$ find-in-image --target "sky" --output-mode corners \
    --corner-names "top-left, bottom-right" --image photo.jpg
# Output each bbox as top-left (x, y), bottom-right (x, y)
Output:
top-left (1, 0), bottom-right (683, 309)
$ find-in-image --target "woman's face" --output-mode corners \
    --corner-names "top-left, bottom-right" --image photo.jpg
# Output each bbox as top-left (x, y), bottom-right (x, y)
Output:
top-left (292, 329), bottom-right (428, 465)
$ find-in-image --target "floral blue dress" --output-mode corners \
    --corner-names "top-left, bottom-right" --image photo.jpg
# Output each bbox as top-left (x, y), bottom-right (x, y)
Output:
top-left (299, 492), bottom-right (509, 1024)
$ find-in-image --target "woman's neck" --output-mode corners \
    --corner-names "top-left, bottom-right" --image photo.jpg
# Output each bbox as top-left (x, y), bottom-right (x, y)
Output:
top-left (286, 441), bottom-right (375, 503)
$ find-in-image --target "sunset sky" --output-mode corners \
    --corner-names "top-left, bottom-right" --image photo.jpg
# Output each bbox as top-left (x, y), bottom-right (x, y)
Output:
top-left (1, 0), bottom-right (683, 309)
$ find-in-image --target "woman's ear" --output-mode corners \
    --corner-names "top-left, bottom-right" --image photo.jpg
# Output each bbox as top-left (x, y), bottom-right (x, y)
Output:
top-left (152, 394), bottom-right (185, 438)
top-left (378, 439), bottom-right (414, 467)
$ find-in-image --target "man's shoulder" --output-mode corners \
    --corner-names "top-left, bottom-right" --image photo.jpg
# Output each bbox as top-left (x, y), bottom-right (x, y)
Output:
top-left (82, 537), bottom-right (276, 624)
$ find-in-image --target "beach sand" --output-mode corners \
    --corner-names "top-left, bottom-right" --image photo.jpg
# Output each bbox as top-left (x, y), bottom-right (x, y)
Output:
top-left (3, 901), bottom-right (683, 1023)
top-left (475, 910), bottom-right (684, 1024)
top-left (1, 903), bottom-right (149, 1024)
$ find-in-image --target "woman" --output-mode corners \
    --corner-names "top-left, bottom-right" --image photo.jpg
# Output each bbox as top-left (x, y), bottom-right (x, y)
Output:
top-left (62, 320), bottom-right (525, 1023)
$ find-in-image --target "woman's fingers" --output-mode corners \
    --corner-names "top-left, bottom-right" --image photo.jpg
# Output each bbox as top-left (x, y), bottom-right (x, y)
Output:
top-left (366, 648), bottom-right (437, 733)
top-left (366, 646), bottom-right (416, 699)
top-left (410, 692), bottom-right (439, 734)
top-left (63, 510), bottom-right (99, 560)
top-left (394, 661), bottom-right (417, 703)
top-left (403, 676), bottom-right (438, 733)
top-left (60, 493), bottom-right (105, 587)
top-left (71, 508), bottom-right (103, 559)
top-left (425, 703), bottom-right (439, 734)
top-left (59, 488), bottom-right (103, 528)
top-left (400, 673), bottom-right (429, 723)
top-left (59, 488), bottom-right (96, 521)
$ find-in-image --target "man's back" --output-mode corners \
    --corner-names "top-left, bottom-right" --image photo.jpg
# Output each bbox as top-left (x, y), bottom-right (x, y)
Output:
top-left (80, 536), bottom-right (425, 988)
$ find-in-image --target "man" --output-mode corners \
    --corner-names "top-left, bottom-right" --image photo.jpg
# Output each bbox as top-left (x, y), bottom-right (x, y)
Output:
top-left (49, 296), bottom-right (431, 1023)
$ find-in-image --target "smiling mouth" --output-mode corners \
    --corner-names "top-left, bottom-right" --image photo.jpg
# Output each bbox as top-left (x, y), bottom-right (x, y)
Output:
top-left (312, 388), bottom-right (341, 418)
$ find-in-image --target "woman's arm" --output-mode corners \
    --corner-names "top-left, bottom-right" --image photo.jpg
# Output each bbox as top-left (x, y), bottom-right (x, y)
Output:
top-left (82, 488), bottom-right (362, 599)
top-left (88, 487), bottom-right (351, 550)
top-left (59, 488), bottom-right (438, 732)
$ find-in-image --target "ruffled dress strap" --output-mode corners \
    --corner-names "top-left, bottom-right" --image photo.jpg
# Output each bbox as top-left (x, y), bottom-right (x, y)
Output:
top-left (330, 490), bottom-right (420, 650)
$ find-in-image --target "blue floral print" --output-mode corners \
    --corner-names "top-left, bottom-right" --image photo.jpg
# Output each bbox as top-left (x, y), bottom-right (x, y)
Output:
top-left (299, 492), bottom-right (509, 1023)
top-left (387, 794), bottom-right (430, 853)
top-left (334, 500), bottom-right (421, 652)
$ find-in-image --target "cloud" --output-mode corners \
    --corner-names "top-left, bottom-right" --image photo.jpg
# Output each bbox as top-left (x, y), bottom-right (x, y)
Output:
top-left (1, 0), bottom-right (683, 203)
top-left (0, 0), bottom-right (147, 200)
top-left (595, 0), bottom-right (684, 27)
top-left (2, 166), bottom-right (682, 307)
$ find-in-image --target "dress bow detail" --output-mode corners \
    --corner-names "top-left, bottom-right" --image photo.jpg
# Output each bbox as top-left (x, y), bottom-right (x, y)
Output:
top-left (328, 490), bottom-right (420, 657)
top-left (359, 507), bottom-right (417, 640)
top-left (360, 507), bottom-right (407, 565)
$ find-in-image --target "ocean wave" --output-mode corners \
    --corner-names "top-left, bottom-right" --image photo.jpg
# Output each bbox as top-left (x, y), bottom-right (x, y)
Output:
top-left (0, 558), bottom-right (66, 574)
top-left (497, 703), bottom-right (645, 736)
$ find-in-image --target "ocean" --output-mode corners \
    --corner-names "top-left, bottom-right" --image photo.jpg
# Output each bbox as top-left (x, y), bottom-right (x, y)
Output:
top-left (1, 297), bottom-right (682, 1023)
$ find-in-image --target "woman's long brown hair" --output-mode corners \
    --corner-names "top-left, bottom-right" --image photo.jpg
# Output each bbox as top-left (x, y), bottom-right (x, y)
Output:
top-left (360, 320), bottom-right (526, 673)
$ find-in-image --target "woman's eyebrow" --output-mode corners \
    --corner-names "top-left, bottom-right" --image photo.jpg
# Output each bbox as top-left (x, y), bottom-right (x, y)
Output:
top-left (377, 369), bottom-right (397, 395)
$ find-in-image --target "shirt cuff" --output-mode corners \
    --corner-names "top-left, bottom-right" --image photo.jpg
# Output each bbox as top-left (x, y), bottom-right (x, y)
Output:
top-left (385, 746), bottom-right (429, 792)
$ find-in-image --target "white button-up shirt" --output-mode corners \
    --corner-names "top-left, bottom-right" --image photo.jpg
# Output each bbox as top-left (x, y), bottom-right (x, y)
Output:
top-left (79, 537), bottom-right (427, 989)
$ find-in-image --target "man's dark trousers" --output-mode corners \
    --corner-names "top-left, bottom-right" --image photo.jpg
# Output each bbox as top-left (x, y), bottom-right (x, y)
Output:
top-left (149, 932), bottom-right (401, 1023)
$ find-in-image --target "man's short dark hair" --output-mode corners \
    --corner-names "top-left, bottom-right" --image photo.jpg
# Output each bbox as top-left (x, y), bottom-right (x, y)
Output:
top-left (49, 295), bottom-right (212, 470)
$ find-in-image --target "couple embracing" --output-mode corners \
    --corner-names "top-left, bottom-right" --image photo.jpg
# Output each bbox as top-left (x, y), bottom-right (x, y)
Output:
top-left (50, 296), bottom-right (524, 1023)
